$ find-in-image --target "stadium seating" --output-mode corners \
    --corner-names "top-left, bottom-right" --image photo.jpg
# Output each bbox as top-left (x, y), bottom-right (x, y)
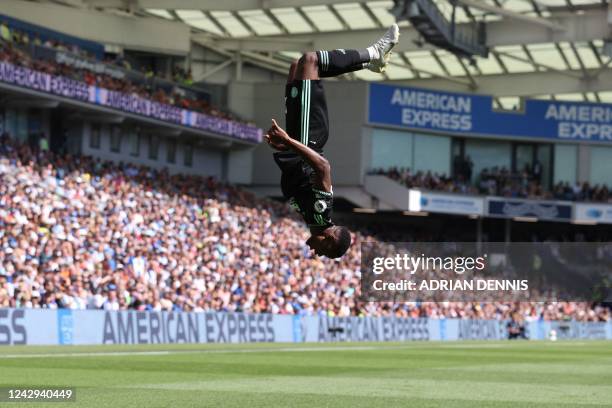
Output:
top-left (0, 21), bottom-right (250, 126)
top-left (0, 133), bottom-right (609, 322)
top-left (371, 167), bottom-right (611, 202)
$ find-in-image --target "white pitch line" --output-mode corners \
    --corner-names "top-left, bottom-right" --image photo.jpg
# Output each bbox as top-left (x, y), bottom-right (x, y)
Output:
top-left (0, 345), bottom-right (404, 359)
top-left (0, 341), bottom-right (599, 359)
top-left (0, 351), bottom-right (173, 359)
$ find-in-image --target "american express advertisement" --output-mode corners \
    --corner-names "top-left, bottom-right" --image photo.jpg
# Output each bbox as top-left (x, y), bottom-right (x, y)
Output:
top-left (369, 83), bottom-right (612, 143)
top-left (0, 309), bottom-right (610, 345)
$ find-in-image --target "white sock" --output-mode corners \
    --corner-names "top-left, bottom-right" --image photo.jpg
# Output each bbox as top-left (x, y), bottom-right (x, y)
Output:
top-left (367, 46), bottom-right (379, 61)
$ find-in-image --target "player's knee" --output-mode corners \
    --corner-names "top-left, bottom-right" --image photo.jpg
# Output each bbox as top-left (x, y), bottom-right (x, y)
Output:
top-left (299, 52), bottom-right (318, 68)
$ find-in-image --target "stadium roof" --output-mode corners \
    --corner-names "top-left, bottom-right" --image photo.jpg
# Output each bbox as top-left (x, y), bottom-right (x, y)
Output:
top-left (51, 1), bottom-right (612, 108)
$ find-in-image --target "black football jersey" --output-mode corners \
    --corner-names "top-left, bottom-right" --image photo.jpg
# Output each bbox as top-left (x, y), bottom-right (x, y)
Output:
top-left (289, 185), bottom-right (334, 229)
top-left (274, 152), bottom-right (334, 229)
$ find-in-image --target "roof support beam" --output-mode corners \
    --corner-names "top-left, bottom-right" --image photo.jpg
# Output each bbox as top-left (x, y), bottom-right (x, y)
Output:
top-left (193, 38), bottom-right (291, 76)
top-left (194, 9), bottom-right (609, 53)
top-left (327, 5), bottom-right (351, 31)
top-left (387, 60), bottom-right (472, 87)
top-left (194, 36), bottom-right (314, 53)
top-left (296, 7), bottom-right (319, 32)
top-left (495, 50), bottom-right (583, 79)
top-left (456, 56), bottom-right (478, 89)
top-left (264, 9), bottom-right (289, 35)
top-left (196, 57), bottom-right (234, 81)
top-left (456, 0), bottom-right (565, 31)
top-left (568, 42), bottom-right (589, 78)
top-left (204, 10), bottom-right (230, 36)
top-left (232, 11), bottom-right (257, 36)
top-left (85, 0), bottom-right (360, 11)
top-left (430, 50), bottom-right (451, 77)
top-left (360, 3), bottom-right (383, 28)
top-left (399, 53), bottom-right (421, 78)
top-left (554, 43), bottom-right (573, 70)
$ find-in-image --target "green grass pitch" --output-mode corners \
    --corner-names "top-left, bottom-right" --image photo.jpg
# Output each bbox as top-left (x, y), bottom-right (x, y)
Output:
top-left (0, 341), bottom-right (610, 407)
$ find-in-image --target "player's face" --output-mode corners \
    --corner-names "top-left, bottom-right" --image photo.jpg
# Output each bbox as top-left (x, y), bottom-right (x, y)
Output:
top-left (306, 233), bottom-right (334, 257)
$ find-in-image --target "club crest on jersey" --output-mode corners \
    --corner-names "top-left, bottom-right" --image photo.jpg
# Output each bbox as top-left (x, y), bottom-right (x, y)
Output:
top-left (290, 87), bottom-right (299, 98)
top-left (314, 199), bottom-right (327, 213)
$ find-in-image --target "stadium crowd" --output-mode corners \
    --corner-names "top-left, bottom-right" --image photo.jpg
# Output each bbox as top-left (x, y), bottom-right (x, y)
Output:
top-left (0, 21), bottom-right (245, 124)
top-left (0, 133), bottom-right (609, 322)
top-left (371, 165), bottom-right (611, 203)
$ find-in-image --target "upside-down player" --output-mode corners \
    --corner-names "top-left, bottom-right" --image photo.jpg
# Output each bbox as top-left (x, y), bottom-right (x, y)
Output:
top-left (265, 24), bottom-right (400, 258)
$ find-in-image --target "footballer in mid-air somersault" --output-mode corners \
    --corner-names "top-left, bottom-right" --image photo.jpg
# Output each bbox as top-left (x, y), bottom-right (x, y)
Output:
top-left (265, 24), bottom-right (400, 258)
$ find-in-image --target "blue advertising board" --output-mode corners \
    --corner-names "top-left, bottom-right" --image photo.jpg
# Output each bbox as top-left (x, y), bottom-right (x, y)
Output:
top-left (487, 198), bottom-right (573, 221)
top-left (3, 309), bottom-right (612, 345)
top-left (369, 83), bottom-right (612, 143)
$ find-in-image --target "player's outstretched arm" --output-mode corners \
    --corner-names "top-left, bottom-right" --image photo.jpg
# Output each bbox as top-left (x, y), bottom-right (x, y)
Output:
top-left (266, 119), bottom-right (331, 192)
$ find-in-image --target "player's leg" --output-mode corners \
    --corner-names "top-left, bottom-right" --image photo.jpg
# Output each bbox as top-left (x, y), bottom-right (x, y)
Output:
top-left (294, 55), bottom-right (362, 79)
top-left (317, 24), bottom-right (399, 77)
top-left (287, 59), bottom-right (299, 83)
top-left (293, 24), bottom-right (399, 80)
top-left (284, 59), bottom-right (303, 145)
top-left (295, 52), bottom-right (320, 80)
top-left (318, 62), bottom-right (366, 78)
top-left (290, 54), bottom-right (328, 151)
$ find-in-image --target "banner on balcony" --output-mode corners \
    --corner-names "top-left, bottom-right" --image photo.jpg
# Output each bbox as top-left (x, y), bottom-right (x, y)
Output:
top-left (0, 62), bottom-right (262, 143)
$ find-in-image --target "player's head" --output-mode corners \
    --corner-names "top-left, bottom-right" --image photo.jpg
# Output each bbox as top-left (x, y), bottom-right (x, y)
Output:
top-left (306, 226), bottom-right (352, 258)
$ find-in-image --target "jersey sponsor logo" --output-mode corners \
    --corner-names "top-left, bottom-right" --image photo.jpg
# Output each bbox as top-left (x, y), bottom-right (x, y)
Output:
top-left (314, 199), bottom-right (327, 213)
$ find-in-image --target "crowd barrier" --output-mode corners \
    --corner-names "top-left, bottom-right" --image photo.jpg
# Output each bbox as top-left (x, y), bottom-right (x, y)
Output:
top-left (0, 309), bottom-right (610, 345)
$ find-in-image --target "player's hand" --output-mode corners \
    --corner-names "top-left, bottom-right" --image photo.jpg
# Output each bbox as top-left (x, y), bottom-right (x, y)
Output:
top-left (265, 134), bottom-right (290, 151)
top-left (266, 119), bottom-right (290, 145)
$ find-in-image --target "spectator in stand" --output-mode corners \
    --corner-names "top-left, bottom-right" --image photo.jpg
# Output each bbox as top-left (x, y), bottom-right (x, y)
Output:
top-left (370, 166), bottom-right (477, 194)
top-left (464, 155), bottom-right (473, 182)
top-left (0, 24), bottom-right (247, 125)
top-left (0, 133), bottom-right (609, 321)
top-left (183, 69), bottom-right (194, 86)
top-left (372, 165), bottom-right (611, 203)
top-left (144, 66), bottom-right (154, 79)
top-left (39, 135), bottom-right (49, 153)
top-left (0, 21), bottom-right (11, 43)
top-left (532, 159), bottom-right (542, 183)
